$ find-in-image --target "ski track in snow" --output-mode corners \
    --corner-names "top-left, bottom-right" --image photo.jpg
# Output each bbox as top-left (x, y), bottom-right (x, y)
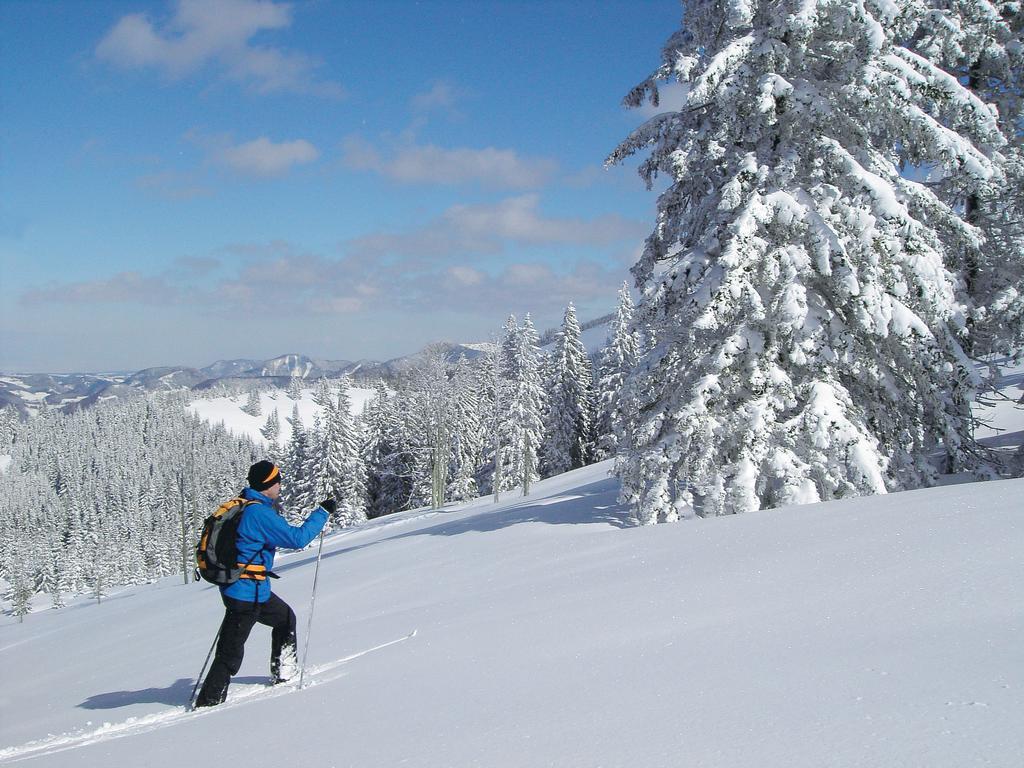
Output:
top-left (0, 630), bottom-right (417, 764)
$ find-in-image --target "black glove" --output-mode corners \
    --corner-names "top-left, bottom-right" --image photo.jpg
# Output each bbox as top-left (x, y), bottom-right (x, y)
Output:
top-left (320, 498), bottom-right (337, 515)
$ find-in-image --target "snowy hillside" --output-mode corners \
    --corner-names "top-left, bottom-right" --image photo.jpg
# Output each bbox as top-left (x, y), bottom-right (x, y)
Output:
top-left (2, 455), bottom-right (1022, 766)
top-left (188, 387), bottom-right (377, 448)
top-left (2, 361), bottom-right (1022, 766)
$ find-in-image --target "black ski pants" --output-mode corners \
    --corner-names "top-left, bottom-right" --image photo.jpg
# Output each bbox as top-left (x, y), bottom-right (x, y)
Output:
top-left (195, 592), bottom-right (297, 707)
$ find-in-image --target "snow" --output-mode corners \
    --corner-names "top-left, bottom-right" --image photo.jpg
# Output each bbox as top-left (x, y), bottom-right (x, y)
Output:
top-left (975, 357), bottom-right (1024, 452)
top-left (2, 456), bottom-right (1023, 765)
top-left (2, 367), bottom-right (1023, 766)
top-left (457, 342), bottom-right (496, 353)
top-left (0, 455), bottom-right (10, 474)
top-left (187, 387), bottom-right (376, 447)
top-left (11, 390), bottom-right (49, 403)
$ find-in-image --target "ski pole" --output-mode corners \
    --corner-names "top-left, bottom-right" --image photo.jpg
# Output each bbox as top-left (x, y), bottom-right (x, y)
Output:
top-left (188, 626), bottom-right (222, 711)
top-left (298, 529), bottom-right (326, 689)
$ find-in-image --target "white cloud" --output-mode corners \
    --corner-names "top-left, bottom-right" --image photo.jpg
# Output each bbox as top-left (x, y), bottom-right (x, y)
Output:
top-left (342, 136), bottom-right (556, 189)
top-left (347, 195), bottom-right (644, 260)
top-left (16, 238), bottom-right (629, 367)
top-left (504, 263), bottom-right (552, 286)
top-left (20, 272), bottom-right (180, 305)
top-left (95, 0), bottom-right (343, 97)
top-left (411, 81), bottom-right (459, 112)
top-left (443, 195), bottom-right (644, 245)
top-left (400, 258), bottom-right (627, 320)
top-left (217, 137), bottom-right (319, 177)
top-left (448, 266), bottom-right (484, 286)
top-left (311, 296), bottom-right (364, 314)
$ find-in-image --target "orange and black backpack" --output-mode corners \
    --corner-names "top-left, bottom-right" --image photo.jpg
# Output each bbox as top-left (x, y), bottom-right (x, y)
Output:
top-left (195, 497), bottom-right (258, 585)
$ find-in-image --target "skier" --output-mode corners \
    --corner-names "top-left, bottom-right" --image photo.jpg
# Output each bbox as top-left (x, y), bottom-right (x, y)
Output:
top-left (195, 460), bottom-right (332, 708)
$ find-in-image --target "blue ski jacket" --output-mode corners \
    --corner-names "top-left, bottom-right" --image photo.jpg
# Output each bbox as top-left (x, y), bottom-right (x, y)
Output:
top-left (221, 487), bottom-right (328, 603)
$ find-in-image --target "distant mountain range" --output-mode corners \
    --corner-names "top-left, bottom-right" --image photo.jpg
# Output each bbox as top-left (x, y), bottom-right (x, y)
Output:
top-left (0, 345), bottom-right (485, 416)
top-left (0, 315), bottom-right (613, 416)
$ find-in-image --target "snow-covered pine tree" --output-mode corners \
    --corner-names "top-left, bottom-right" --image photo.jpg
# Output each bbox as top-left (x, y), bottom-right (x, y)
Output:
top-left (306, 409), bottom-right (333, 525)
top-left (0, 405), bottom-right (17, 448)
top-left (473, 340), bottom-right (504, 502)
top-left (242, 389), bottom-right (262, 417)
top-left (595, 282), bottom-right (640, 459)
top-left (402, 345), bottom-right (455, 510)
top-left (174, 468), bottom-right (193, 584)
top-left (313, 378), bottom-right (333, 409)
top-left (497, 315), bottom-right (546, 496)
top-left (542, 302), bottom-right (596, 476)
top-left (0, 392), bottom-right (259, 607)
top-left (4, 556), bottom-right (33, 622)
top-left (261, 408), bottom-right (281, 458)
top-left (494, 316), bottom-right (517, 496)
top-left (911, 1), bottom-right (1024, 360)
top-left (310, 380), bottom-right (367, 528)
top-left (42, 530), bottom-right (66, 609)
top-left (337, 380), bottom-right (369, 525)
top-left (448, 355), bottom-right (483, 501)
top-left (287, 375), bottom-right (303, 401)
top-left (360, 382), bottom-right (409, 518)
top-left (282, 404), bottom-right (314, 515)
top-left (86, 508), bottom-right (111, 605)
top-left (608, 0), bottom-right (1006, 523)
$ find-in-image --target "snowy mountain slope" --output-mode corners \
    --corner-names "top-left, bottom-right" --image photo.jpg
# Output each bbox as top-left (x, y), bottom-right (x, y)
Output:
top-left (187, 387), bottom-right (377, 448)
top-left (1, 460), bottom-right (1022, 767)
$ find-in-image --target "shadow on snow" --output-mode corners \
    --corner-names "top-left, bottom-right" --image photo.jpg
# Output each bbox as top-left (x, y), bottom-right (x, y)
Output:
top-left (80, 678), bottom-right (195, 709)
top-left (275, 474), bottom-right (630, 575)
top-left (79, 676), bottom-right (276, 710)
top-left (78, 476), bottom-right (625, 712)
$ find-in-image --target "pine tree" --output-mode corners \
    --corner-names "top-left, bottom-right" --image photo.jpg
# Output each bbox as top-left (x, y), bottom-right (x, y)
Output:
top-left (282, 404), bottom-right (314, 515)
top-left (542, 302), bottom-right (595, 476)
top-left (497, 315), bottom-right (546, 496)
top-left (400, 346), bottom-right (454, 510)
top-left (595, 282), bottom-right (640, 459)
top-left (313, 378), bottom-right (334, 409)
top-left (5, 557), bottom-right (33, 622)
top-left (0, 405), bottom-right (17, 448)
top-left (608, 0), bottom-right (1006, 523)
top-left (307, 410), bottom-right (333, 522)
top-left (87, 509), bottom-right (110, 604)
top-left (242, 389), bottom-right (262, 417)
top-left (309, 381), bottom-right (367, 528)
top-left (261, 408), bottom-right (281, 457)
top-left (338, 381), bottom-right (369, 524)
top-left (911, 2), bottom-right (1024, 361)
top-left (0, 391), bottom-right (260, 603)
top-left (474, 342), bottom-right (504, 501)
top-left (361, 382), bottom-right (408, 518)
top-left (448, 356), bottom-right (483, 501)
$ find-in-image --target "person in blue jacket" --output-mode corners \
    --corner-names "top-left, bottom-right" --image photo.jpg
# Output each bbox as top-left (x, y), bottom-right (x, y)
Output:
top-left (195, 460), bottom-right (331, 708)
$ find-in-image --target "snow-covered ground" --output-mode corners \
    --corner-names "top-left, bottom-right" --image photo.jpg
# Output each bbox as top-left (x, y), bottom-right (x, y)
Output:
top-left (2, 370), bottom-right (1023, 766)
top-left (187, 387), bottom-right (376, 448)
top-left (975, 357), bottom-right (1024, 453)
top-left (2, 467), bottom-right (1023, 766)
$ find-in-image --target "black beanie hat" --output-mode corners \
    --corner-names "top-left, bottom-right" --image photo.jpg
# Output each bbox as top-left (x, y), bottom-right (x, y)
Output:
top-left (248, 460), bottom-right (281, 492)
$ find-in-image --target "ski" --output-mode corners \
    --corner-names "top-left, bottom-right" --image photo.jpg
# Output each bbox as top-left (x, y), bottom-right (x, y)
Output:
top-left (0, 629), bottom-right (418, 765)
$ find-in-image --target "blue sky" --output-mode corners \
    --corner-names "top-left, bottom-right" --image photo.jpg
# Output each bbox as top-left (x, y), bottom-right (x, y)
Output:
top-left (1, 0), bottom-right (683, 373)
